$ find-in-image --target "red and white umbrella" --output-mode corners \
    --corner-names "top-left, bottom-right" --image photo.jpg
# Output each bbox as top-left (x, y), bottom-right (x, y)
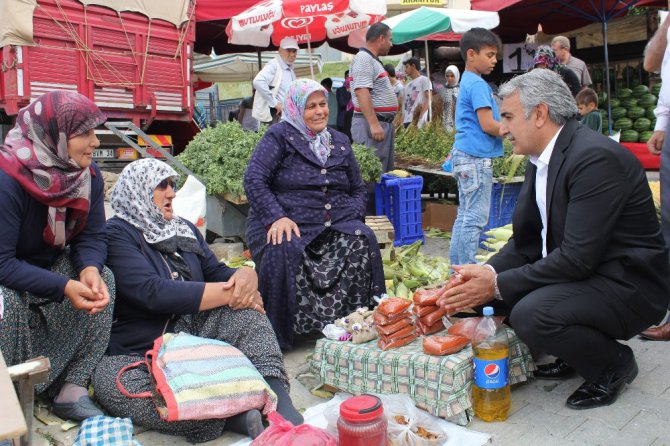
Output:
top-left (226, 0), bottom-right (386, 48)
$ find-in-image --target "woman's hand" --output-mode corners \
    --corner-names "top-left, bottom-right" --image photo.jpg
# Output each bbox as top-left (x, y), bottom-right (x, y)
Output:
top-left (267, 217), bottom-right (301, 245)
top-left (223, 267), bottom-right (265, 313)
top-left (65, 268), bottom-right (110, 315)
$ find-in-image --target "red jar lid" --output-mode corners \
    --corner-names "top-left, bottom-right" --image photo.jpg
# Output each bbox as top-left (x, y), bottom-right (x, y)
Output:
top-left (340, 395), bottom-right (384, 423)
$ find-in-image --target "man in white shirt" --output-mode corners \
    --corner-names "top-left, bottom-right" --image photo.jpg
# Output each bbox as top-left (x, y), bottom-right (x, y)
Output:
top-left (436, 69), bottom-right (669, 410)
top-left (252, 37), bottom-right (298, 123)
top-left (640, 7), bottom-right (670, 340)
top-left (551, 36), bottom-right (592, 89)
top-left (401, 58), bottom-right (431, 127)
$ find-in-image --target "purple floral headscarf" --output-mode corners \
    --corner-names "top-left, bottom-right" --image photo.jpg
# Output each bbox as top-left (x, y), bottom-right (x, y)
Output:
top-left (281, 79), bottom-right (332, 165)
top-left (533, 45), bottom-right (560, 71)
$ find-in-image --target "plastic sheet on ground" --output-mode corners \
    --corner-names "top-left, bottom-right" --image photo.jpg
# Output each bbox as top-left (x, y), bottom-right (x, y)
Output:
top-left (230, 393), bottom-right (490, 446)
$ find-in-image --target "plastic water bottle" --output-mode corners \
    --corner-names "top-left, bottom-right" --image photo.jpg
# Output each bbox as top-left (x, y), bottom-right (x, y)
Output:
top-left (472, 306), bottom-right (511, 421)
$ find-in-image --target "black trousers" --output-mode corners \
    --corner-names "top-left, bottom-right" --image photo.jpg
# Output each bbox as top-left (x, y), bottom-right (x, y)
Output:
top-left (505, 275), bottom-right (650, 383)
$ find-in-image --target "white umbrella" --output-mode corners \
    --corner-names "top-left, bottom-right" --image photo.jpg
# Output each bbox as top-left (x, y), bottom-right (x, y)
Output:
top-left (193, 52), bottom-right (323, 83)
top-left (382, 7), bottom-right (499, 121)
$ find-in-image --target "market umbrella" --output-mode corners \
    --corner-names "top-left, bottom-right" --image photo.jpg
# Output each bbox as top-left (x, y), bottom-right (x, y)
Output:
top-left (225, 0), bottom-right (387, 76)
top-left (471, 0), bottom-right (667, 134)
top-left (382, 7), bottom-right (500, 120)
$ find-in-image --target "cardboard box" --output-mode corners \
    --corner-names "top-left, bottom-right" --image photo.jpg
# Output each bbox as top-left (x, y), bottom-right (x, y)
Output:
top-left (422, 201), bottom-right (458, 231)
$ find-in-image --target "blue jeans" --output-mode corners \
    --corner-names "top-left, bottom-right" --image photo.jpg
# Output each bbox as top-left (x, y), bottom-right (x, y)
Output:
top-left (448, 149), bottom-right (493, 266)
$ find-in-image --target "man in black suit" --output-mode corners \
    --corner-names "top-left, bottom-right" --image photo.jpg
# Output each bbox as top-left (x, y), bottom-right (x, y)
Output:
top-left (437, 69), bottom-right (670, 410)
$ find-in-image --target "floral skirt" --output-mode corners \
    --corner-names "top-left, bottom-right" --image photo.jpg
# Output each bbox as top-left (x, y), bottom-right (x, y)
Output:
top-left (293, 230), bottom-right (373, 334)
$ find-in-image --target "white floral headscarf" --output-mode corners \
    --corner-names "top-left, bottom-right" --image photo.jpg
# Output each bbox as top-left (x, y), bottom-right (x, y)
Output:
top-left (111, 158), bottom-right (198, 246)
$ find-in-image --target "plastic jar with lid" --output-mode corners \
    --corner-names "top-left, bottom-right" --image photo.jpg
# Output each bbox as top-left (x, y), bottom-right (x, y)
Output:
top-left (337, 394), bottom-right (388, 446)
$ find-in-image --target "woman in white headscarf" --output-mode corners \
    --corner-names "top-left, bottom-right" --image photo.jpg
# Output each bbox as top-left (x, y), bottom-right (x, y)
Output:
top-left (93, 158), bottom-right (302, 442)
top-left (439, 65), bottom-right (460, 132)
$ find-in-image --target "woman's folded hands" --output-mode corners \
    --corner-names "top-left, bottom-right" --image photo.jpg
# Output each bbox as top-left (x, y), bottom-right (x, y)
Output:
top-left (64, 267), bottom-right (111, 315)
top-left (224, 266), bottom-right (265, 314)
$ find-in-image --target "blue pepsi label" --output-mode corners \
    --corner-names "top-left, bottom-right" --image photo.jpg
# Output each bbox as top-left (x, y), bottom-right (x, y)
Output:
top-left (473, 357), bottom-right (508, 389)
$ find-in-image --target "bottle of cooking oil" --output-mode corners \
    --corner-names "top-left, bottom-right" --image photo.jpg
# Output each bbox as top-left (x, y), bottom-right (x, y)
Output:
top-left (472, 306), bottom-right (510, 421)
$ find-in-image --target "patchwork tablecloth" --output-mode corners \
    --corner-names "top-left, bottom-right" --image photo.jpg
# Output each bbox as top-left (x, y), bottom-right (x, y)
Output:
top-left (310, 327), bottom-right (536, 425)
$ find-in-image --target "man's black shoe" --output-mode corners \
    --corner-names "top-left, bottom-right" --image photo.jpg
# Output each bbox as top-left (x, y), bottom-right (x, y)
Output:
top-left (566, 353), bottom-right (638, 410)
top-left (534, 358), bottom-right (575, 380)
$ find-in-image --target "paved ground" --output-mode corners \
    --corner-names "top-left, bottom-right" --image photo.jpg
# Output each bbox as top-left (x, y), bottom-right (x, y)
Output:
top-left (25, 232), bottom-right (670, 446)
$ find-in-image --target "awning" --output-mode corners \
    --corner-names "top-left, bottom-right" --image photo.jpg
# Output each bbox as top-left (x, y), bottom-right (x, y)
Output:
top-left (193, 52), bottom-right (323, 83)
top-left (195, 0), bottom-right (260, 22)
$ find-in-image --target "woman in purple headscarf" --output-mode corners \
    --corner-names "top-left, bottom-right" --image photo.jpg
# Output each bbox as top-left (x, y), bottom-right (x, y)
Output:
top-left (244, 79), bottom-right (385, 350)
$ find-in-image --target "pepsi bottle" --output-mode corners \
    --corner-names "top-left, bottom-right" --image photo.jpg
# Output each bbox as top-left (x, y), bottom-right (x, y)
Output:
top-left (472, 306), bottom-right (510, 421)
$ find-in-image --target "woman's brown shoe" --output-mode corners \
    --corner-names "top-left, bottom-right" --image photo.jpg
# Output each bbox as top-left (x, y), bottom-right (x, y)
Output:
top-left (639, 322), bottom-right (670, 341)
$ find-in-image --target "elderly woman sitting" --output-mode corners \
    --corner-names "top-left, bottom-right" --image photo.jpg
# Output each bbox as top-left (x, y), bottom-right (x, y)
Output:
top-left (0, 90), bottom-right (114, 421)
top-left (93, 159), bottom-right (302, 442)
top-left (244, 79), bottom-right (385, 350)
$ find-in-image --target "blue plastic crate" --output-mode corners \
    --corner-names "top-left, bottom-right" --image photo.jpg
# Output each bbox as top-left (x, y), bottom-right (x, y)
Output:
top-left (480, 182), bottom-right (522, 245)
top-left (375, 174), bottom-right (425, 246)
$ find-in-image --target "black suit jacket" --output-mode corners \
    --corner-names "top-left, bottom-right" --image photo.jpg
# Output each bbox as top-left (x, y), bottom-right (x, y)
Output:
top-left (489, 119), bottom-right (670, 324)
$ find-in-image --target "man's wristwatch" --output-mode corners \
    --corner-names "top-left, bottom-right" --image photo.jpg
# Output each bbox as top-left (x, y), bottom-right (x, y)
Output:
top-left (482, 264), bottom-right (503, 301)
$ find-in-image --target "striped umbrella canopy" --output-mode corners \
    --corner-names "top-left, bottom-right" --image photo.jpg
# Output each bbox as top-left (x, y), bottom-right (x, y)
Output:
top-left (383, 7), bottom-right (500, 44)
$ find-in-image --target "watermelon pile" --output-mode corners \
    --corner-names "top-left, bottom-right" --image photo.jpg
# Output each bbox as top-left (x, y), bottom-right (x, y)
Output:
top-left (598, 83), bottom-right (660, 143)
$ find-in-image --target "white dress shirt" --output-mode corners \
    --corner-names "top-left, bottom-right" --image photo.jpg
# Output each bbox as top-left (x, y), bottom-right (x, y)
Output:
top-left (252, 56), bottom-right (296, 108)
top-left (653, 26), bottom-right (670, 132)
top-left (529, 126), bottom-right (563, 258)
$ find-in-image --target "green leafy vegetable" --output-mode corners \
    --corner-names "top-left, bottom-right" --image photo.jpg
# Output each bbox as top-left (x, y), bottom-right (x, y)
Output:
top-left (178, 122), bottom-right (384, 198)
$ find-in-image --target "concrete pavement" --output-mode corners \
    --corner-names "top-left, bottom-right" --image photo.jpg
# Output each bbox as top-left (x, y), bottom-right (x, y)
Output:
top-left (25, 235), bottom-right (670, 446)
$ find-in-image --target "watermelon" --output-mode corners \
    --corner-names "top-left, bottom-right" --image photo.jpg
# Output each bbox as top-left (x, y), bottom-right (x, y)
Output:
top-left (610, 107), bottom-right (627, 119)
top-left (627, 107), bottom-right (645, 119)
top-left (620, 130), bottom-right (639, 142)
top-left (608, 98), bottom-right (620, 108)
top-left (592, 68), bottom-right (604, 84)
top-left (633, 117), bottom-right (651, 132)
top-left (614, 117), bottom-right (633, 131)
top-left (651, 83), bottom-right (662, 96)
top-left (639, 130), bottom-right (654, 143)
top-left (637, 94), bottom-right (658, 108)
top-left (622, 98), bottom-right (639, 108)
top-left (632, 84), bottom-right (649, 97)
top-left (647, 107), bottom-right (657, 120)
top-left (618, 88), bottom-right (633, 98)
top-left (597, 91), bottom-right (607, 105)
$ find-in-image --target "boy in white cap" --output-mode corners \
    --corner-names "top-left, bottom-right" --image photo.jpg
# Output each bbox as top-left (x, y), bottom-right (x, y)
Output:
top-left (252, 37), bottom-right (298, 123)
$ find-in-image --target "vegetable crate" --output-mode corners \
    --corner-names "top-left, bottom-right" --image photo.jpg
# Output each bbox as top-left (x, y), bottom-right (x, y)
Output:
top-left (365, 215), bottom-right (395, 250)
top-left (375, 174), bottom-right (424, 247)
top-left (480, 182), bottom-right (523, 244)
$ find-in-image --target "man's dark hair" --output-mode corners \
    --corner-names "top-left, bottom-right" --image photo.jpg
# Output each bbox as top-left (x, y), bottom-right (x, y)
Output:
top-left (403, 57), bottom-right (421, 71)
top-left (575, 88), bottom-right (598, 107)
top-left (366, 22), bottom-right (391, 42)
top-left (344, 69), bottom-right (349, 78)
top-left (384, 64), bottom-right (396, 78)
top-left (459, 28), bottom-right (501, 61)
top-left (321, 77), bottom-right (333, 90)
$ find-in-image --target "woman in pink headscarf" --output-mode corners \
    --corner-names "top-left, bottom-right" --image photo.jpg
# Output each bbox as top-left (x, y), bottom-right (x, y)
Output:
top-left (0, 90), bottom-right (114, 421)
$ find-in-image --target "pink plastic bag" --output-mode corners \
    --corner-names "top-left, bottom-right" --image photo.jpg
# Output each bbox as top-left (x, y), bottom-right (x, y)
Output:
top-left (250, 412), bottom-right (338, 446)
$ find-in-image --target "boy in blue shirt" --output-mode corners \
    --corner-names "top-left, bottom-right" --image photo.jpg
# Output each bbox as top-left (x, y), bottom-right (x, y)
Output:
top-left (449, 28), bottom-right (503, 267)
